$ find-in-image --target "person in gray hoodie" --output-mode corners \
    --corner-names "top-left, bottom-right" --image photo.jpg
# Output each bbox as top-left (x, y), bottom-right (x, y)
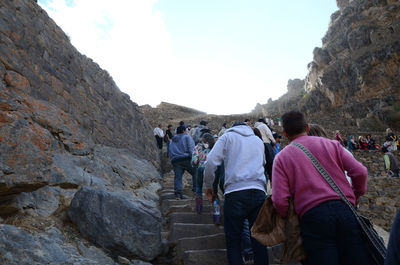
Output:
top-left (169, 125), bottom-right (197, 199)
top-left (204, 121), bottom-right (268, 265)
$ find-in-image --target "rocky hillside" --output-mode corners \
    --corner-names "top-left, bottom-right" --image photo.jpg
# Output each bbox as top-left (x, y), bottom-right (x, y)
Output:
top-left (254, 0), bottom-right (400, 131)
top-left (0, 1), bottom-right (163, 264)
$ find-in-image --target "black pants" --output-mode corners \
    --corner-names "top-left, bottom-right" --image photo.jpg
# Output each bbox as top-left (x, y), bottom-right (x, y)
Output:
top-left (155, 136), bottom-right (163, 149)
top-left (264, 143), bottom-right (275, 182)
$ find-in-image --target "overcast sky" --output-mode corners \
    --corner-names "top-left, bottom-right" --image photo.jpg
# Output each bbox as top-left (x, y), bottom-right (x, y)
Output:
top-left (38, 0), bottom-right (338, 115)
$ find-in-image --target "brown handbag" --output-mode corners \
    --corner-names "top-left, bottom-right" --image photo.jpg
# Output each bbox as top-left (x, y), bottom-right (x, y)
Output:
top-left (251, 196), bottom-right (306, 263)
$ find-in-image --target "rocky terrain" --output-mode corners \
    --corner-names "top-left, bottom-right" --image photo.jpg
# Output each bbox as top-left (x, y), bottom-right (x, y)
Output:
top-left (254, 0), bottom-right (400, 131)
top-left (1, 0), bottom-right (400, 264)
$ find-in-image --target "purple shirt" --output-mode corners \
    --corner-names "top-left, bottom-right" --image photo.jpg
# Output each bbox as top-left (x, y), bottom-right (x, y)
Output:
top-left (272, 135), bottom-right (368, 218)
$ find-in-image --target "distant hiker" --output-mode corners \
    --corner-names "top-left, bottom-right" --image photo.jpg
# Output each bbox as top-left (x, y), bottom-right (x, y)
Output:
top-left (348, 135), bottom-right (359, 150)
top-left (277, 117), bottom-right (281, 126)
top-left (165, 124), bottom-right (174, 154)
top-left (269, 118), bottom-right (274, 127)
top-left (193, 120), bottom-right (210, 144)
top-left (366, 134), bottom-right (376, 150)
top-left (169, 125), bottom-right (197, 199)
top-left (191, 133), bottom-right (215, 213)
top-left (359, 135), bottom-right (368, 150)
top-left (335, 130), bottom-right (344, 146)
top-left (218, 123), bottom-right (227, 137)
top-left (385, 208), bottom-right (400, 265)
top-left (272, 111), bottom-right (373, 265)
top-left (153, 124), bottom-right (164, 150)
top-left (254, 118), bottom-right (276, 183)
top-left (204, 121), bottom-right (268, 265)
top-left (273, 133), bottom-right (282, 155)
top-left (382, 146), bottom-right (399, 177)
top-left (385, 128), bottom-right (397, 151)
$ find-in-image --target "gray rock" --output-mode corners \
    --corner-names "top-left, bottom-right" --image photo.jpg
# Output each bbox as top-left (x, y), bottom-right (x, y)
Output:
top-left (0, 224), bottom-right (116, 265)
top-left (130, 259), bottom-right (153, 265)
top-left (68, 187), bottom-right (162, 261)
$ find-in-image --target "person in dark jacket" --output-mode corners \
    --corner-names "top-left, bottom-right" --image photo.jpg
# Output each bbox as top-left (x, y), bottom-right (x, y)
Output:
top-left (169, 125), bottom-right (196, 198)
top-left (385, 208), bottom-right (400, 265)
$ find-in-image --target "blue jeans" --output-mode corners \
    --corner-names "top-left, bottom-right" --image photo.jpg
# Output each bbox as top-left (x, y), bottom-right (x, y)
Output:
top-left (224, 189), bottom-right (268, 265)
top-left (300, 200), bottom-right (374, 265)
top-left (196, 167), bottom-right (205, 196)
top-left (241, 219), bottom-right (253, 260)
top-left (172, 158), bottom-right (196, 196)
top-left (385, 208), bottom-right (400, 265)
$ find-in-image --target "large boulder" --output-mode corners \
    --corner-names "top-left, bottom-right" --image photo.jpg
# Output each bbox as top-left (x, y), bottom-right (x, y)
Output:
top-left (68, 187), bottom-right (163, 261)
top-left (0, 225), bottom-right (116, 265)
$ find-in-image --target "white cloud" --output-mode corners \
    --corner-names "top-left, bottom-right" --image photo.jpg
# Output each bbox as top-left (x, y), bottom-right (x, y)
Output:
top-left (39, 0), bottom-right (280, 114)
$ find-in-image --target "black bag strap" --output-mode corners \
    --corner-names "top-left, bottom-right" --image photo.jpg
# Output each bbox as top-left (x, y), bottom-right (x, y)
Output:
top-left (290, 142), bottom-right (387, 261)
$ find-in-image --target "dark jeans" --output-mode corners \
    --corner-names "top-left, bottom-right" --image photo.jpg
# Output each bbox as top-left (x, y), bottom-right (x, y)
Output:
top-left (385, 208), bottom-right (400, 265)
top-left (224, 189), bottom-right (268, 265)
top-left (213, 162), bottom-right (225, 195)
top-left (172, 158), bottom-right (196, 196)
top-left (300, 200), bottom-right (374, 265)
top-left (264, 143), bottom-right (275, 182)
top-left (195, 167), bottom-right (205, 196)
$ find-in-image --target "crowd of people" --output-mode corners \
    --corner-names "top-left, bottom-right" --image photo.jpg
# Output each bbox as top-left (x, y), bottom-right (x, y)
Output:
top-left (153, 114), bottom-right (399, 265)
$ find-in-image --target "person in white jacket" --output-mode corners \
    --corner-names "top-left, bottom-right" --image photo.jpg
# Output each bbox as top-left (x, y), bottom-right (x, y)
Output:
top-left (254, 119), bottom-right (276, 183)
top-left (203, 121), bottom-right (268, 265)
top-left (153, 124), bottom-right (164, 150)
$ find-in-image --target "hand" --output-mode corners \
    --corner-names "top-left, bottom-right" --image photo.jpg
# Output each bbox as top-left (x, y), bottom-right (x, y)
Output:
top-left (205, 188), bottom-right (214, 203)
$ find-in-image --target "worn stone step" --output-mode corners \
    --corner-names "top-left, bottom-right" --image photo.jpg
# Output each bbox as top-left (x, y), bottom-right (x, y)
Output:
top-left (176, 233), bottom-right (226, 262)
top-left (168, 204), bottom-right (213, 214)
top-left (170, 223), bottom-right (224, 242)
top-left (169, 212), bottom-right (216, 226)
top-left (184, 249), bottom-right (228, 265)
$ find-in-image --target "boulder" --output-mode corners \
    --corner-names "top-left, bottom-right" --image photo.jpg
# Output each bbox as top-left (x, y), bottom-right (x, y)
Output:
top-left (68, 187), bottom-right (162, 261)
top-left (0, 225), bottom-right (116, 265)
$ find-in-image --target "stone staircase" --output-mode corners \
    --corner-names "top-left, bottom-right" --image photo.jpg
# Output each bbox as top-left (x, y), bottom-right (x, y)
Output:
top-left (158, 171), bottom-right (300, 265)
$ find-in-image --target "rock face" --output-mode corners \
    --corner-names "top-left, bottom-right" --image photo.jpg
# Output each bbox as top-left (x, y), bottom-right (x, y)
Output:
top-left (0, 225), bottom-right (116, 265)
top-left (0, 1), bottom-right (162, 263)
top-left (68, 187), bottom-right (163, 261)
top-left (254, 0), bottom-right (400, 131)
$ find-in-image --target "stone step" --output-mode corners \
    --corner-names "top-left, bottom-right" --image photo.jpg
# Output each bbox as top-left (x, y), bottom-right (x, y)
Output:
top-left (183, 249), bottom-right (228, 265)
top-left (176, 233), bottom-right (226, 262)
top-left (169, 212), bottom-right (216, 226)
top-left (168, 204), bottom-right (214, 214)
top-left (170, 223), bottom-right (224, 243)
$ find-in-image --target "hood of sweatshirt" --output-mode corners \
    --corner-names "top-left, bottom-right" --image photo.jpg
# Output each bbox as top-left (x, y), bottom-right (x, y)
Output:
top-left (225, 125), bottom-right (254, 137)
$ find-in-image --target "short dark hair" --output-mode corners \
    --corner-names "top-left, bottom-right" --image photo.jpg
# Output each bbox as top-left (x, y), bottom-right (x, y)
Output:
top-left (382, 146), bottom-right (388, 153)
top-left (244, 119), bottom-right (250, 122)
top-left (168, 124), bottom-right (172, 129)
top-left (179, 121), bottom-right (184, 126)
top-left (282, 111), bottom-right (307, 137)
top-left (176, 125), bottom-right (186, 134)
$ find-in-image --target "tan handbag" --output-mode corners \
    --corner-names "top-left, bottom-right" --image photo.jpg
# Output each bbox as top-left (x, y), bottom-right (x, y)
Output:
top-left (251, 196), bottom-right (306, 263)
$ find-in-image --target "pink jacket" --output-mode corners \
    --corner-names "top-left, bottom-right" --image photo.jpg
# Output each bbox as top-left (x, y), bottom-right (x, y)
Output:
top-left (272, 135), bottom-right (367, 218)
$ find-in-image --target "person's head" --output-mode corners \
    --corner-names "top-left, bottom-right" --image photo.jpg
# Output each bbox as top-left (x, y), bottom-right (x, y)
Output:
top-left (244, 119), bottom-right (251, 125)
top-left (187, 125), bottom-right (191, 130)
top-left (201, 133), bottom-right (215, 149)
top-left (308, 124), bottom-right (328, 138)
top-left (366, 134), bottom-right (371, 139)
top-left (179, 121), bottom-right (185, 126)
top-left (200, 120), bottom-right (208, 126)
top-left (386, 128), bottom-right (392, 133)
top-left (282, 111), bottom-right (308, 139)
top-left (176, 125), bottom-right (186, 134)
top-left (222, 123), bottom-right (227, 128)
top-left (158, 124), bottom-right (162, 128)
top-left (167, 124), bottom-right (173, 130)
top-left (381, 146), bottom-right (388, 153)
top-left (273, 132), bottom-right (282, 142)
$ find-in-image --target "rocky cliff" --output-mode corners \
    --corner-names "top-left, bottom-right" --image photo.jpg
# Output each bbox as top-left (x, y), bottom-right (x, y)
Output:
top-left (254, 0), bottom-right (400, 131)
top-left (0, 1), bottom-right (163, 264)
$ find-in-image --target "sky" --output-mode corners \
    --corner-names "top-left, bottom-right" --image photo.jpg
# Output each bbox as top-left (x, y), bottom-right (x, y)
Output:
top-left (38, 0), bottom-right (338, 115)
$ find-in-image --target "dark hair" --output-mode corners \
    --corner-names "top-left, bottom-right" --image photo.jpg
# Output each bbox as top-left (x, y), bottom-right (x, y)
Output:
top-left (258, 118), bottom-right (265, 123)
top-left (253, 128), bottom-right (262, 140)
top-left (179, 121), bottom-right (184, 126)
top-left (244, 119), bottom-right (250, 122)
top-left (168, 124), bottom-right (172, 128)
top-left (233, 121), bottom-right (246, 127)
top-left (176, 125), bottom-right (186, 134)
top-left (222, 123), bottom-right (226, 127)
top-left (202, 133), bottom-right (215, 149)
top-left (308, 124), bottom-right (328, 138)
top-left (282, 111), bottom-right (307, 137)
top-left (382, 146), bottom-right (388, 153)
top-left (200, 120), bottom-right (208, 126)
